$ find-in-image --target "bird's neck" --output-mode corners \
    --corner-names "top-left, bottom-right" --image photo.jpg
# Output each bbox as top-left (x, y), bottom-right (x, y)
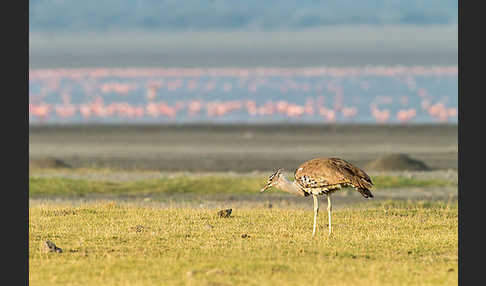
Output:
top-left (276, 176), bottom-right (307, 197)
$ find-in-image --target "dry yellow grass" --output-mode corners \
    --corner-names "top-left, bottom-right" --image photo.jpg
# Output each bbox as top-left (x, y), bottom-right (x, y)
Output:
top-left (29, 200), bottom-right (457, 285)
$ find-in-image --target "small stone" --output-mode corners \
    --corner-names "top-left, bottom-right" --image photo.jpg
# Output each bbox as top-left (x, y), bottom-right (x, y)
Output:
top-left (43, 240), bottom-right (63, 253)
top-left (218, 209), bottom-right (232, 218)
top-left (204, 223), bottom-right (214, 229)
top-left (186, 270), bottom-right (196, 277)
top-left (131, 225), bottom-right (146, 233)
top-left (241, 233), bottom-right (249, 238)
top-left (206, 268), bottom-right (224, 275)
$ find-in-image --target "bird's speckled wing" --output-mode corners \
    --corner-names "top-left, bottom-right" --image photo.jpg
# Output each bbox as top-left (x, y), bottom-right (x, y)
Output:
top-left (294, 157), bottom-right (373, 197)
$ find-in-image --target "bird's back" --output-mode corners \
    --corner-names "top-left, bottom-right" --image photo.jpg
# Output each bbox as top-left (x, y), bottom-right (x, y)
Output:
top-left (294, 157), bottom-right (374, 198)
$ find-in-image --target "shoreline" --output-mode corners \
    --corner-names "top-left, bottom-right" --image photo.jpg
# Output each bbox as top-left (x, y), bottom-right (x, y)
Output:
top-left (29, 123), bottom-right (457, 172)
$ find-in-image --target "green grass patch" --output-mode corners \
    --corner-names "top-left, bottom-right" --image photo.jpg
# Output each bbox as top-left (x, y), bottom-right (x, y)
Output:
top-left (29, 200), bottom-right (457, 285)
top-left (370, 175), bottom-right (453, 188)
top-left (29, 175), bottom-right (455, 197)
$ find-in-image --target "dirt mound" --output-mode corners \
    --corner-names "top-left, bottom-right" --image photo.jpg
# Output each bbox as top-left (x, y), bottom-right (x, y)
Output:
top-left (365, 153), bottom-right (431, 171)
top-left (29, 157), bottom-right (71, 169)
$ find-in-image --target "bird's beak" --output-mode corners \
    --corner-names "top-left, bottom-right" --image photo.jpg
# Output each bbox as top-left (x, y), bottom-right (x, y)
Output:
top-left (260, 183), bottom-right (271, 193)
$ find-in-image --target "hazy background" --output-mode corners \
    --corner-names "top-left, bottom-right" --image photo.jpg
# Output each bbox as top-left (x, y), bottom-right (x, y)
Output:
top-left (29, 1), bottom-right (458, 125)
top-left (29, 0), bottom-right (457, 68)
top-left (29, 0), bottom-right (458, 30)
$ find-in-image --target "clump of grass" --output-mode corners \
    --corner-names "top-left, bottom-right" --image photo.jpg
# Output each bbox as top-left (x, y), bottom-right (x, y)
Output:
top-left (29, 175), bottom-right (455, 197)
top-left (29, 200), bottom-right (457, 285)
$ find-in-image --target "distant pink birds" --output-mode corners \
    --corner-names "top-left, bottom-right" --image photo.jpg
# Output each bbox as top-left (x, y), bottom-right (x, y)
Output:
top-left (28, 66), bottom-right (457, 123)
top-left (370, 104), bottom-right (390, 123)
top-left (397, 109), bottom-right (417, 123)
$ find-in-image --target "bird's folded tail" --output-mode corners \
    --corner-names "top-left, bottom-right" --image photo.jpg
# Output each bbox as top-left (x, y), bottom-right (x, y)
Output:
top-left (357, 187), bottom-right (374, 198)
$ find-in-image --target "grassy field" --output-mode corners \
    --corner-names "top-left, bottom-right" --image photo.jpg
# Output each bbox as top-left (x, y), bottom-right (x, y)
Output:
top-left (28, 169), bottom-right (458, 285)
top-left (29, 124), bottom-right (458, 285)
top-left (29, 173), bottom-right (455, 197)
top-left (29, 200), bottom-right (457, 285)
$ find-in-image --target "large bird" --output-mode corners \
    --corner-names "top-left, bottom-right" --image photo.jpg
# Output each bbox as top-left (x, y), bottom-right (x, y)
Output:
top-left (260, 157), bottom-right (374, 236)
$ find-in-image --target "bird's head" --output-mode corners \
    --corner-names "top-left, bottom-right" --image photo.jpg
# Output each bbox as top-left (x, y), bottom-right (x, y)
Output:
top-left (260, 168), bottom-right (284, 193)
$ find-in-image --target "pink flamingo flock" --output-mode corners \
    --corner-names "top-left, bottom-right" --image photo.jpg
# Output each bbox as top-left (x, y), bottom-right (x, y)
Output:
top-left (29, 66), bottom-right (458, 124)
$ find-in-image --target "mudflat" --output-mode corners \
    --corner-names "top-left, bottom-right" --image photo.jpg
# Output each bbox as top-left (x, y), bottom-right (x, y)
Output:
top-left (29, 124), bottom-right (457, 172)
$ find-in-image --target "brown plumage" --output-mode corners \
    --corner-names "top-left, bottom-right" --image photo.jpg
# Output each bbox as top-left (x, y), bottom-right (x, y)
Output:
top-left (294, 157), bottom-right (374, 198)
top-left (260, 157), bottom-right (374, 236)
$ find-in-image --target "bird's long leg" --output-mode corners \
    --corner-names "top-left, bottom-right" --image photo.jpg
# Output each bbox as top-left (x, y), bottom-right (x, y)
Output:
top-left (312, 194), bottom-right (319, 237)
top-left (327, 195), bottom-right (332, 236)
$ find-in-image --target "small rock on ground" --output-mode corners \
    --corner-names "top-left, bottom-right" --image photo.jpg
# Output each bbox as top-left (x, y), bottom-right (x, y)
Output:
top-left (206, 268), bottom-right (224, 275)
top-left (43, 240), bottom-right (63, 253)
top-left (218, 209), bottom-right (232, 218)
